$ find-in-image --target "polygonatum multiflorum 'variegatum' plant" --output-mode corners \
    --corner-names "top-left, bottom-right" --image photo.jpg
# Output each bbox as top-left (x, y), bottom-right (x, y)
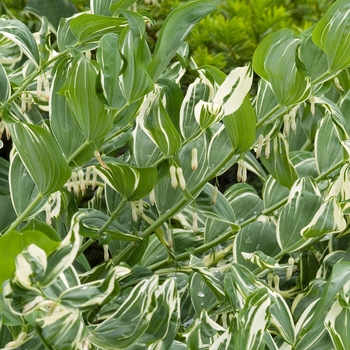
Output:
top-left (1, 0), bottom-right (350, 349)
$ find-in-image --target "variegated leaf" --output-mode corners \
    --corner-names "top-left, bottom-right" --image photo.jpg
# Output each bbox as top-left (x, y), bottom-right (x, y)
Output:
top-left (89, 276), bottom-right (159, 349)
top-left (0, 18), bottom-right (39, 66)
top-left (253, 29), bottom-right (311, 106)
top-left (312, 0), bottom-right (350, 72)
top-left (95, 160), bottom-right (157, 201)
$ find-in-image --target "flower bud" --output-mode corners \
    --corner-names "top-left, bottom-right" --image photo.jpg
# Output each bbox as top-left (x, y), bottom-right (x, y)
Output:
top-left (256, 134), bottom-right (264, 158)
top-left (77, 169), bottom-right (86, 194)
top-left (212, 186), bottom-right (218, 206)
top-left (131, 202), bottom-right (138, 222)
top-left (286, 257), bottom-right (294, 280)
top-left (27, 93), bottom-right (33, 110)
top-left (283, 113), bottom-right (290, 136)
top-left (103, 245), bottom-right (109, 261)
top-left (309, 95), bottom-right (315, 116)
top-left (85, 50), bottom-right (91, 60)
top-left (149, 188), bottom-right (155, 205)
top-left (137, 199), bottom-right (143, 215)
top-left (94, 150), bottom-right (109, 169)
top-left (237, 159), bottom-right (247, 183)
top-left (290, 109), bottom-right (297, 133)
top-left (192, 211), bottom-right (198, 233)
top-left (176, 167), bottom-right (186, 190)
top-left (71, 171), bottom-right (80, 195)
top-left (37, 75), bottom-right (43, 98)
top-left (44, 78), bottom-right (50, 101)
top-left (21, 92), bottom-right (26, 113)
top-left (85, 166), bottom-right (93, 187)
top-left (169, 165), bottom-right (178, 189)
top-left (334, 77), bottom-right (344, 91)
top-left (191, 147), bottom-right (198, 171)
top-left (265, 134), bottom-right (271, 159)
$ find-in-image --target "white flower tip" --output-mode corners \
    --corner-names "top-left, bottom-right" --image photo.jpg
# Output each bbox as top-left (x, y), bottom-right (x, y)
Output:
top-left (169, 165), bottom-right (178, 189)
top-left (176, 167), bottom-right (186, 190)
top-left (191, 147), bottom-right (198, 171)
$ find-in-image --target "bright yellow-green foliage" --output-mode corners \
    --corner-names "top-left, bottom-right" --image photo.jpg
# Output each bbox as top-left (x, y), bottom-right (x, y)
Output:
top-left (141, 0), bottom-right (336, 72)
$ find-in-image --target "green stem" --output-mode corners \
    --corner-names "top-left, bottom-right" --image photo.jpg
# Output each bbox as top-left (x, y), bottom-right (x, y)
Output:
top-left (112, 150), bottom-right (237, 265)
top-left (256, 104), bottom-right (284, 129)
top-left (78, 198), bottom-right (127, 256)
top-left (67, 140), bottom-right (90, 164)
top-left (149, 159), bottom-right (346, 271)
top-left (7, 50), bottom-right (69, 105)
top-left (3, 193), bottom-right (44, 235)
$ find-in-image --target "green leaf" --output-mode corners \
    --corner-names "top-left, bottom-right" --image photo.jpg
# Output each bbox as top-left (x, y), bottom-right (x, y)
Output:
top-left (70, 14), bottom-right (126, 44)
top-left (223, 96), bottom-right (256, 154)
top-left (0, 196), bottom-right (16, 231)
top-left (0, 157), bottom-right (10, 196)
top-left (8, 123), bottom-right (71, 195)
top-left (184, 309), bottom-right (224, 349)
top-left (312, 0), bottom-right (350, 72)
top-left (118, 10), bottom-right (154, 103)
top-left (50, 57), bottom-right (95, 165)
top-left (0, 18), bottom-right (40, 66)
top-left (23, 0), bottom-right (77, 31)
top-left (179, 78), bottom-right (207, 141)
top-left (133, 278), bottom-right (180, 349)
top-left (59, 267), bottom-right (122, 311)
top-left (79, 208), bottom-right (142, 241)
top-left (9, 154), bottom-right (48, 217)
top-left (255, 79), bottom-right (287, 125)
top-left (0, 62), bottom-right (10, 102)
top-left (89, 276), bottom-right (159, 349)
top-left (63, 54), bottom-right (113, 142)
top-left (325, 301), bottom-right (350, 350)
top-left (234, 288), bottom-right (272, 350)
top-left (57, 17), bottom-right (78, 52)
top-left (234, 221), bottom-right (280, 271)
top-left (110, 0), bottom-right (138, 13)
top-left (315, 116), bottom-right (344, 174)
top-left (277, 177), bottom-right (323, 252)
top-left (253, 29), bottom-right (311, 106)
top-left (91, 0), bottom-right (120, 16)
top-left (96, 160), bottom-right (157, 201)
top-left (262, 175), bottom-right (289, 209)
top-left (132, 121), bottom-right (163, 167)
top-left (40, 212), bottom-right (83, 287)
top-left (294, 261), bottom-right (350, 349)
top-left (260, 133), bottom-right (298, 189)
top-left (0, 230), bottom-right (58, 292)
top-left (225, 183), bottom-right (264, 223)
top-left (136, 88), bottom-right (182, 158)
top-left (301, 196), bottom-right (346, 238)
top-left (37, 309), bottom-right (87, 350)
top-left (189, 255), bottom-right (225, 300)
top-left (195, 183), bottom-right (236, 224)
top-left (96, 33), bottom-right (125, 109)
top-left (299, 30), bottom-right (328, 83)
top-left (148, 1), bottom-right (217, 81)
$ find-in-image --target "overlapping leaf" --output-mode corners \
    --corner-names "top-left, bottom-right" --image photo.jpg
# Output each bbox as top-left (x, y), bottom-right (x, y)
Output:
top-left (0, 18), bottom-right (39, 66)
top-left (8, 123), bottom-right (71, 195)
top-left (253, 29), bottom-right (311, 106)
top-left (148, 0), bottom-right (217, 80)
top-left (260, 133), bottom-right (298, 188)
top-left (312, 0), bottom-right (350, 72)
top-left (63, 54), bottom-right (113, 142)
top-left (96, 160), bottom-right (157, 201)
top-left (136, 87), bottom-right (182, 158)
